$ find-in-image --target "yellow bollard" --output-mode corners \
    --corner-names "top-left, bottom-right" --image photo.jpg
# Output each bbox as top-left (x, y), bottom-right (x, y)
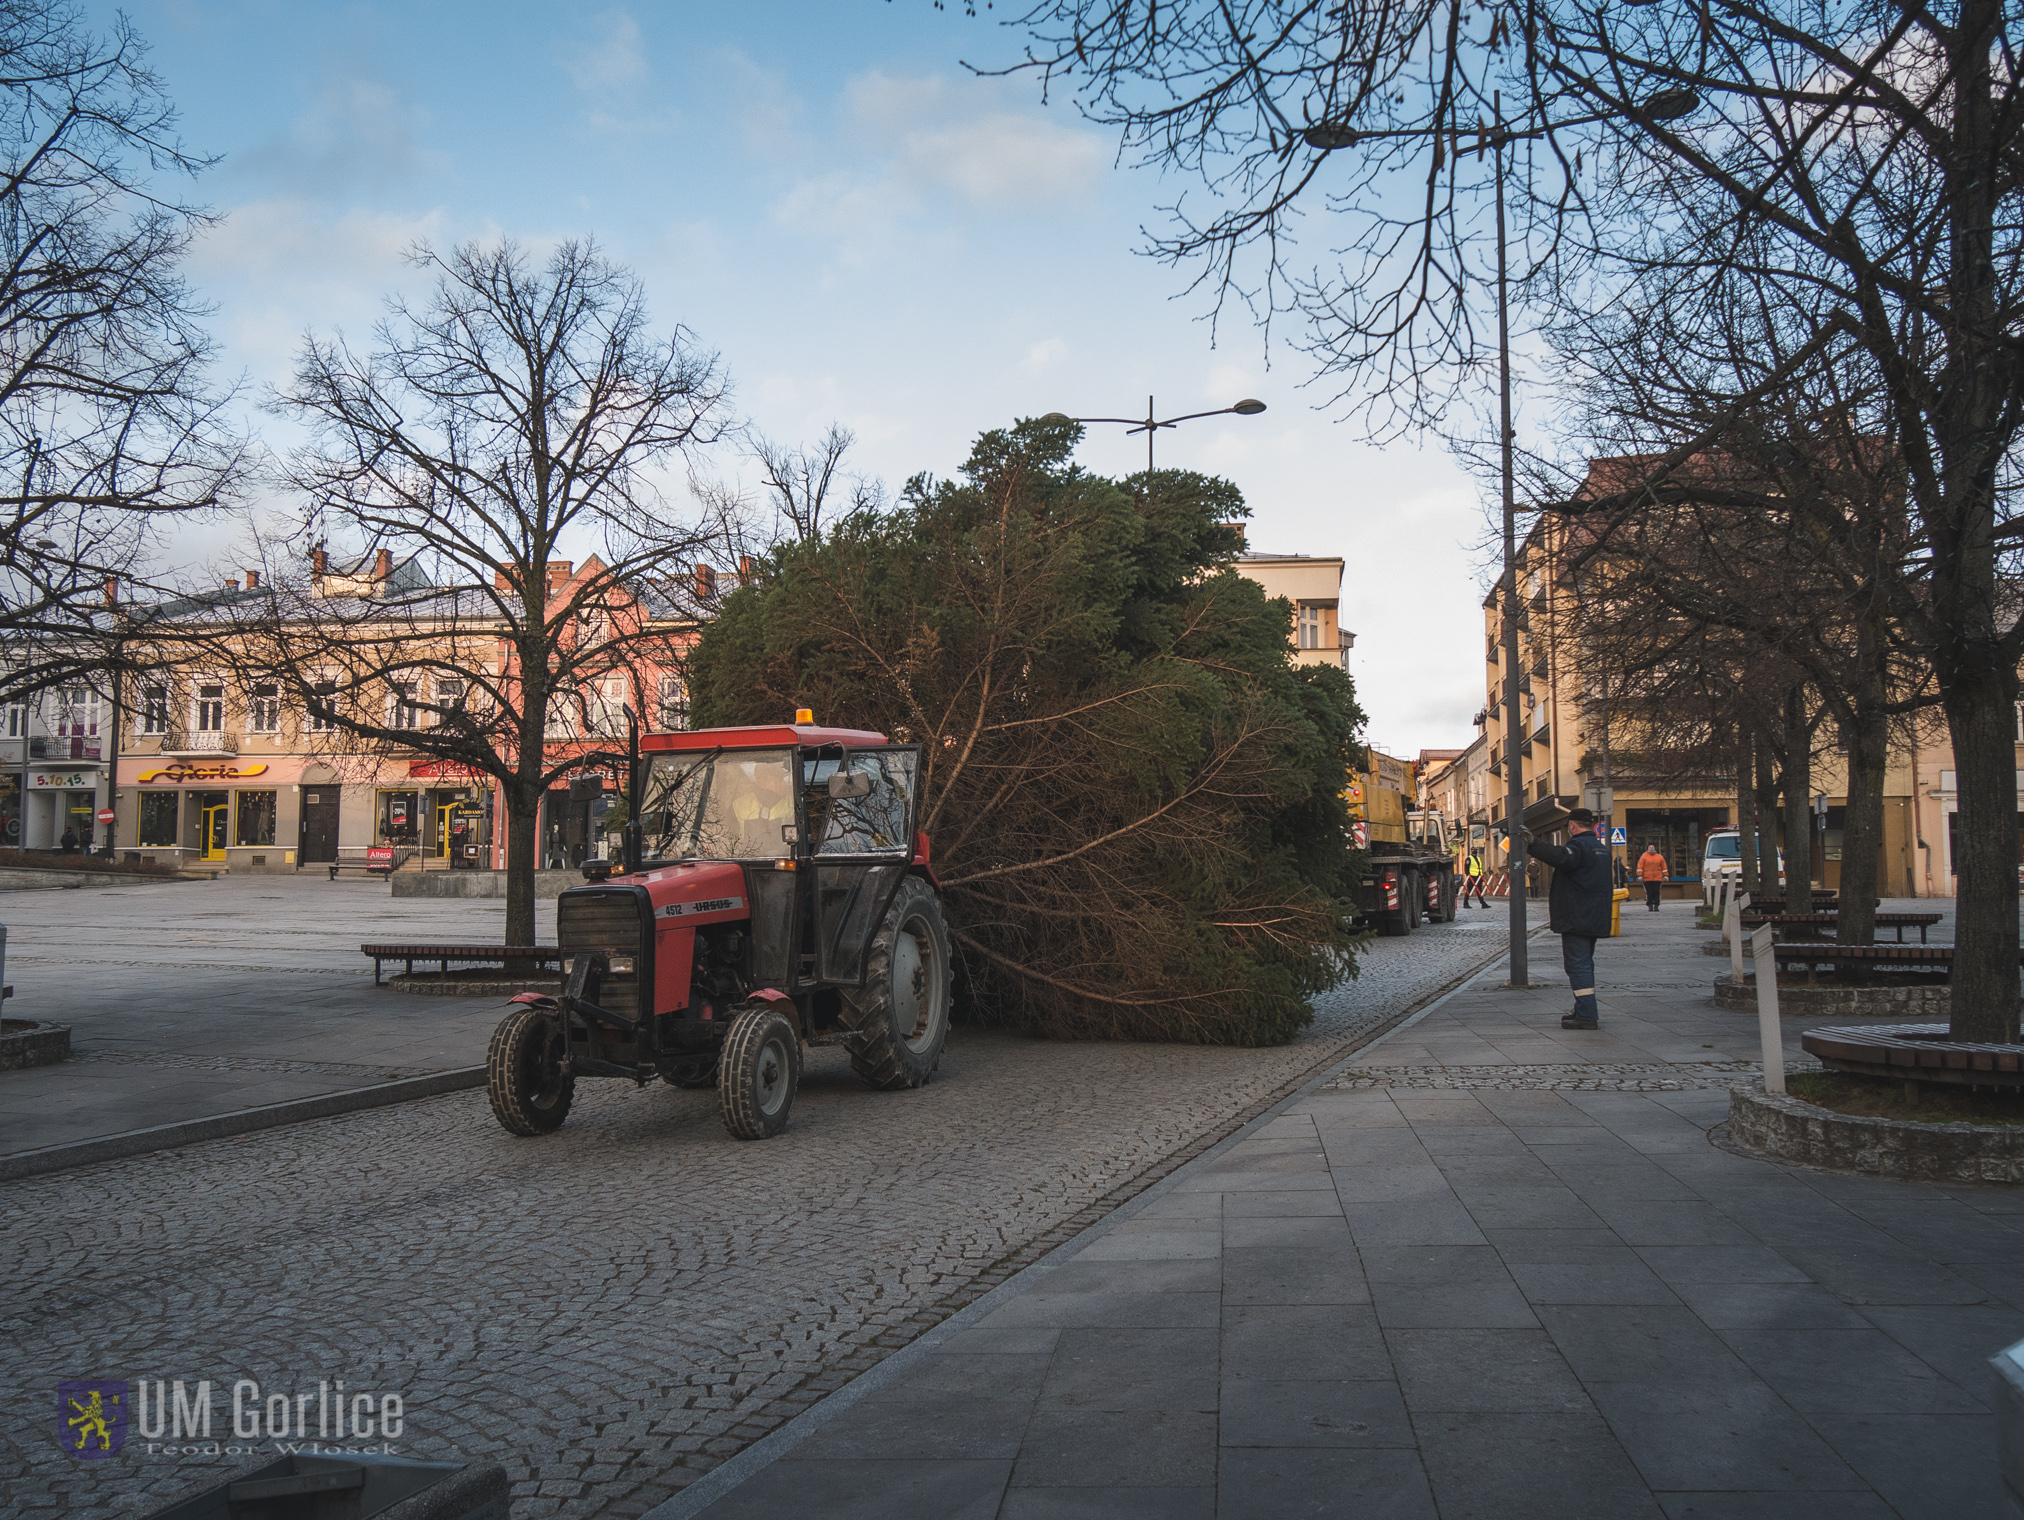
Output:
top-left (1610, 887), bottom-right (1629, 937)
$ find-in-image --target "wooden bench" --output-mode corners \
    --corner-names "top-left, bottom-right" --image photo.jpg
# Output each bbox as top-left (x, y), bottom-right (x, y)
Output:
top-left (1741, 911), bottom-right (1945, 944)
top-left (1802, 1022), bottom-right (2024, 1085)
top-left (1761, 941), bottom-right (2024, 984)
top-left (329, 846), bottom-right (410, 880)
top-left (361, 942), bottom-right (565, 985)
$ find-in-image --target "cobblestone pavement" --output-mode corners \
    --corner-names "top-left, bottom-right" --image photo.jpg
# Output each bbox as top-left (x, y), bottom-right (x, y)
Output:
top-left (682, 901), bottom-right (2022, 1520)
top-left (1, 883), bottom-right (1534, 1517)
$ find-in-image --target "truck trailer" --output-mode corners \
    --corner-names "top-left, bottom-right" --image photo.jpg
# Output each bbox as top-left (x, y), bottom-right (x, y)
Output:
top-left (1344, 750), bottom-right (1459, 936)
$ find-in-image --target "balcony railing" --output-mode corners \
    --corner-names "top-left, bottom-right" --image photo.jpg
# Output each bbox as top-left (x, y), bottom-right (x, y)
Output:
top-left (159, 729), bottom-right (239, 757)
top-left (27, 735), bottom-right (102, 760)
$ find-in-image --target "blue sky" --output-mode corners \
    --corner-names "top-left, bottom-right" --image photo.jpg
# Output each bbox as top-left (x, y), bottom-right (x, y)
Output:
top-left (105, 0), bottom-right (1491, 754)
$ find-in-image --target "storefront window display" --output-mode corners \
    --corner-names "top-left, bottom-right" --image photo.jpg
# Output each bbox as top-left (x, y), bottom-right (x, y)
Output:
top-left (1625, 807), bottom-right (1730, 880)
top-left (235, 789), bottom-right (277, 847)
top-left (378, 789), bottom-right (421, 846)
top-left (66, 791), bottom-right (96, 849)
top-left (138, 792), bottom-right (179, 847)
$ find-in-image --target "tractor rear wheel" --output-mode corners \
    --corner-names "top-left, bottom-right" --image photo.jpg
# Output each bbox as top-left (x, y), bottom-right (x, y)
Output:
top-left (486, 1007), bottom-right (574, 1135)
top-left (719, 1006), bottom-right (800, 1140)
top-left (845, 876), bottom-right (952, 1090)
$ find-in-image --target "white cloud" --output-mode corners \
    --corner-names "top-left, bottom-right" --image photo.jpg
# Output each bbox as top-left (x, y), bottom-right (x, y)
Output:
top-left (849, 71), bottom-right (1104, 208)
top-left (1024, 337), bottom-right (1069, 371)
top-left (227, 80), bottom-right (447, 197)
top-left (564, 10), bottom-right (647, 93)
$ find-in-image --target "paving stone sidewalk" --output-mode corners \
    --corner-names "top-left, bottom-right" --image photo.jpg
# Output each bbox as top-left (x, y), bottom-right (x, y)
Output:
top-left (0, 875), bottom-right (552, 1153)
top-left (687, 902), bottom-right (2024, 1520)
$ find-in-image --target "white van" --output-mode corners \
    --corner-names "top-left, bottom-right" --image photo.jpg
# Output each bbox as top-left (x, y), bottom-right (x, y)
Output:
top-left (1700, 828), bottom-right (1783, 906)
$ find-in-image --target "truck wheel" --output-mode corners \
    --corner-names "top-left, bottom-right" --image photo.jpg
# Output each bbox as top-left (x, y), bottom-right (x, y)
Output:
top-left (486, 1007), bottom-right (574, 1136)
top-left (719, 1006), bottom-right (800, 1140)
top-left (1379, 912), bottom-right (1410, 937)
top-left (844, 876), bottom-right (952, 1090)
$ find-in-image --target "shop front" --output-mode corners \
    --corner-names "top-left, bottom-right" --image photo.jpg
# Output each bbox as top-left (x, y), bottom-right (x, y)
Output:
top-left (25, 764), bottom-right (106, 852)
top-left (122, 756), bottom-right (298, 873)
top-left (396, 759), bottom-right (493, 868)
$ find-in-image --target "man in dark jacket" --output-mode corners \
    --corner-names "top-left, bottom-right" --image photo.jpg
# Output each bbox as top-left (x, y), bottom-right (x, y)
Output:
top-left (1508, 807), bottom-right (1615, 1029)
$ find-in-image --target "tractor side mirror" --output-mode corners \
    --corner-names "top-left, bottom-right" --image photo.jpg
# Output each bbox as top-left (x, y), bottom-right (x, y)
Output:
top-left (828, 768), bottom-right (874, 799)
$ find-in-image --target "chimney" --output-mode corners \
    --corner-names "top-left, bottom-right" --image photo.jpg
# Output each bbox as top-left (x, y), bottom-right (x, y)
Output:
top-left (102, 576), bottom-right (117, 606)
top-left (695, 562), bottom-right (717, 600)
top-left (738, 554), bottom-right (754, 584)
top-left (494, 569), bottom-right (513, 591)
top-left (310, 544), bottom-right (328, 576)
top-left (224, 577), bottom-right (240, 591)
top-left (244, 569), bottom-right (259, 589)
top-left (546, 560), bottom-right (574, 594)
top-left (373, 547), bottom-right (392, 581)
top-left (1219, 520), bottom-right (1247, 546)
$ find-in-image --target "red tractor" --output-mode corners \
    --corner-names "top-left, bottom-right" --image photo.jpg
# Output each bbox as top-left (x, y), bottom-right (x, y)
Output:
top-left (484, 717), bottom-right (951, 1141)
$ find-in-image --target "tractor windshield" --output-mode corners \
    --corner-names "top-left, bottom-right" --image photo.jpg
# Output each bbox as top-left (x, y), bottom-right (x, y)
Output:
top-left (641, 748), bottom-right (797, 860)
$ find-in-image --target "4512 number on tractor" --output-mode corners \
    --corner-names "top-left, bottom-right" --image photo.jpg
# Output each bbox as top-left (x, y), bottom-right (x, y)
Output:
top-left (485, 714), bottom-right (952, 1141)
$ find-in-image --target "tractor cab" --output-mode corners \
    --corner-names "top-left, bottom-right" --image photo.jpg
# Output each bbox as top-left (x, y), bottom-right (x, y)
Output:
top-left (485, 715), bottom-right (951, 1141)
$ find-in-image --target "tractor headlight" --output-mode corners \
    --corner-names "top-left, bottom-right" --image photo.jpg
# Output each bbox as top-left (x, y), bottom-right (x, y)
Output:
top-left (608, 955), bottom-right (635, 975)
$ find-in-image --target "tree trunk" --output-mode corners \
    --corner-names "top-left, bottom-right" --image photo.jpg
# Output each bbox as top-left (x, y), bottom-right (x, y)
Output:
top-left (1943, 682), bottom-right (2021, 1042)
top-left (1837, 710), bottom-right (1887, 947)
top-left (1784, 687), bottom-right (1812, 897)
top-left (504, 781), bottom-right (540, 947)
top-left (1754, 736), bottom-right (1780, 896)
top-left (1736, 728), bottom-right (1759, 897)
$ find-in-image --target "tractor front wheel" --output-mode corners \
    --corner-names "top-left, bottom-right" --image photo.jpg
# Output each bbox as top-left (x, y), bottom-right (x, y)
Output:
top-left (719, 1006), bottom-right (800, 1140)
top-left (486, 1007), bottom-right (574, 1135)
top-left (845, 876), bottom-right (952, 1090)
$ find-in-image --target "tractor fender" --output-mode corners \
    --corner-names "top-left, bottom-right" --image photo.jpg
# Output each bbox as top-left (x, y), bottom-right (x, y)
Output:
top-left (508, 993), bottom-right (560, 1010)
top-left (746, 987), bottom-right (791, 1002)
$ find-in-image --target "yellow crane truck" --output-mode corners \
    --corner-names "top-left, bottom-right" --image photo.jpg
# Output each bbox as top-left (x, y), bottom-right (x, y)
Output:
top-left (1343, 750), bottom-right (1460, 936)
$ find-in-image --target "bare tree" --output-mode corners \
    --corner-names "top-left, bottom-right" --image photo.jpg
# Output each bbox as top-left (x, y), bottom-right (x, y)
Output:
top-left (0, 0), bottom-right (242, 703)
top-left (752, 424), bottom-right (884, 543)
top-left (252, 239), bottom-right (731, 944)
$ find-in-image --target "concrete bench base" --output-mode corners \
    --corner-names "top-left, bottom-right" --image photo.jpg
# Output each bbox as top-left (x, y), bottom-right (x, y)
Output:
top-left (1728, 1082), bottom-right (2024, 1184)
top-left (391, 869), bottom-right (586, 900)
top-left (1712, 974), bottom-right (1954, 1017)
top-left (385, 973), bottom-right (562, 997)
top-left (0, 1018), bottom-right (68, 1071)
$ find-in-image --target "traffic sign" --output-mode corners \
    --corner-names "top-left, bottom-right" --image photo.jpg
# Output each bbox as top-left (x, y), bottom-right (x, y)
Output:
top-left (1609, 826), bottom-right (1627, 845)
top-left (95, 808), bottom-right (115, 824)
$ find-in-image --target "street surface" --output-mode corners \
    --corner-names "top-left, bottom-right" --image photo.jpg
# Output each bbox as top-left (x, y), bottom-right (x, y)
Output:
top-left (2, 875), bottom-right (1526, 1517)
top-left (690, 902), bottom-right (2022, 1520)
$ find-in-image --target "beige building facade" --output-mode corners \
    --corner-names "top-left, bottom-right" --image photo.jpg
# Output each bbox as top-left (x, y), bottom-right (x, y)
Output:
top-left (1234, 552), bottom-right (1354, 672)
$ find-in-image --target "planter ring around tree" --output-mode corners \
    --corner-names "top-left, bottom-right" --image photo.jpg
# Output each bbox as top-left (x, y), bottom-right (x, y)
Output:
top-left (1802, 1023), bottom-right (2024, 1089)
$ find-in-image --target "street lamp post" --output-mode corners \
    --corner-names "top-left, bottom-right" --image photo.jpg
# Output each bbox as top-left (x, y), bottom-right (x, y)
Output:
top-left (1303, 86), bottom-right (1698, 988)
top-left (1041, 396), bottom-right (1267, 472)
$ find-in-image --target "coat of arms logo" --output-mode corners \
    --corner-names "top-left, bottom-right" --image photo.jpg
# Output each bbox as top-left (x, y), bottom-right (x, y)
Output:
top-left (60, 1380), bottom-right (127, 1459)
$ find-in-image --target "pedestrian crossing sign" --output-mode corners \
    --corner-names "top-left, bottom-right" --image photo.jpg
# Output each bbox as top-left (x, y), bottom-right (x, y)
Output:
top-left (1609, 827), bottom-right (1627, 845)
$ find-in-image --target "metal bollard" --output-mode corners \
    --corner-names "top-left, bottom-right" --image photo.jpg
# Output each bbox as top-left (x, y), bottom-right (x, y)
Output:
top-left (1726, 891), bottom-right (1750, 988)
top-left (1750, 921), bottom-right (1784, 1095)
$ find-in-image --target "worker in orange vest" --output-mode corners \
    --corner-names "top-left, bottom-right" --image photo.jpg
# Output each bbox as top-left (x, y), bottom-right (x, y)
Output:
top-left (1636, 844), bottom-right (1669, 912)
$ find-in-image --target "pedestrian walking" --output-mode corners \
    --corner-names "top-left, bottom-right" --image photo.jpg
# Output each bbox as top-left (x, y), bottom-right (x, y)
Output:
top-left (1503, 807), bottom-right (1615, 1030)
top-left (1637, 844), bottom-right (1669, 912)
top-left (1463, 849), bottom-right (1488, 907)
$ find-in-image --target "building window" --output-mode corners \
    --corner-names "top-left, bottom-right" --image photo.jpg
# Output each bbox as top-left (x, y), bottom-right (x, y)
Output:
top-left (4, 702), bottom-right (24, 739)
top-left (309, 680), bottom-right (338, 732)
top-left (55, 685), bottom-right (101, 736)
top-left (138, 792), bottom-right (179, 847)
top-left (435, 678), bottom-right (465, 724)
top-left (246, 683), bottom-right (280, 733)
top-left (139, 684), bottom-right (169, 735)
top-left (657, 673), bottom-right (686, 731)
top-left (390, 682), bottom-right (421, 730)
top-left (585, 677), bottom-right (625, 738)
top-left (194, 683), bottom-right (225, 732)
top-left (1298, 605), bottom-right (1321, 650)
top-left (234, 790), bottom-right (277, 847)
top-left (2016, 701), bottom-right (2023, 743)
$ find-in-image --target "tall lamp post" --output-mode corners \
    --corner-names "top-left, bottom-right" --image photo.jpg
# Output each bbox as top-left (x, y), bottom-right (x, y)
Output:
top-left (1303, 86), bottom-right (1698, 988)
top-left (1041, 396), bottom-right (1267, 472)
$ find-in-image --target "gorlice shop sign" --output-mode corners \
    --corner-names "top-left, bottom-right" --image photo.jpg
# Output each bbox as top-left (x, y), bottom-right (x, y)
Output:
top-left (135, 763), bottom-right (270, 784)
